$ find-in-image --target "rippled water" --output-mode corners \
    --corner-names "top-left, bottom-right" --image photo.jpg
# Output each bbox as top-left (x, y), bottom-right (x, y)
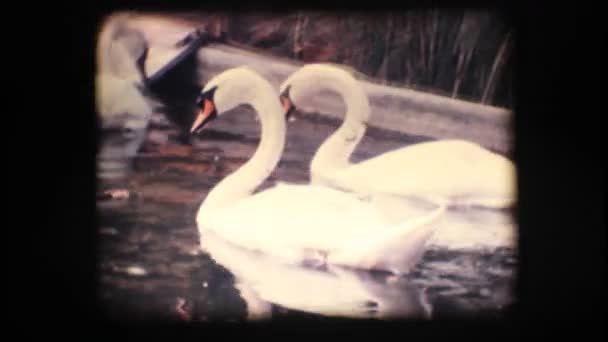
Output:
top-left (97, 108), bottom-right (517, 322)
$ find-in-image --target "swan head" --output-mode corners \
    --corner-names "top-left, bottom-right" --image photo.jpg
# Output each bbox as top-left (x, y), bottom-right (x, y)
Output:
top-left (98, 14), bottom-right (149, 83)
top-left (279, 63), bottom-right (370, 122)
top-left (278, 64), bottom-right (331, 121)
top-left (190, 67), bottom-right (271, 134)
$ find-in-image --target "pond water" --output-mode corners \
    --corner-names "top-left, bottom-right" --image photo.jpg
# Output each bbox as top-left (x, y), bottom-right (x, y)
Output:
top-left (96, 107), bottom-right (518, 322)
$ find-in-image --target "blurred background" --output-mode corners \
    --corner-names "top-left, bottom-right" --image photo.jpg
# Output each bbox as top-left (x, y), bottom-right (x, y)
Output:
top-left (180, 10), bottom-right (513, 108)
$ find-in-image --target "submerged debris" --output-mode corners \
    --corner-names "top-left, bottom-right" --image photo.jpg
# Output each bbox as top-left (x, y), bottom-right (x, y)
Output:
top-left (175, 297), bottom-right (192, 321)
top-left (126, 265), bottom-right (148, 276)
top-left (99, 189), bottom-right (131, 200)
top-left (99, 227), bottom-right (120, 236)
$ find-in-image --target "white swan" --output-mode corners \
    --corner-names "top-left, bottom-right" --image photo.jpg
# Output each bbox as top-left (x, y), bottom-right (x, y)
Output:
top-left (96, 14), bottom-right (212, 179)
top-left (95, 14), bottom-right (161, 180)
top-left (190, 67), bottom-right (446, 275)
top-left (96, 13), bottom-right (157, 150)
top-left (279, 64), bottom-right (517, 209)
top-left (96, 14), bottom-right (210, 155)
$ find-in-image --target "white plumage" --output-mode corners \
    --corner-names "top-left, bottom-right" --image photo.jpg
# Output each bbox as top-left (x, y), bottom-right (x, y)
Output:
top-left (193, 67), bottom-right (446, 275)
top-left (279, 64), bottom-right (517, 208)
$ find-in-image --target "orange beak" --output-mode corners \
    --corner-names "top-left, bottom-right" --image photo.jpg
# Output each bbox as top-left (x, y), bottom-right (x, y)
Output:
top-left (280, 95), bottom-right (292, 113)
top-left (280, 95), bottom-right (296, 122)
top-left (190, 99), bottom-right (216, 134)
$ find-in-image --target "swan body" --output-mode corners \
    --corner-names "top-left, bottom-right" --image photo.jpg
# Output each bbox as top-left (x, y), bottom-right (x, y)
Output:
top-left (192, 67), bottom-right (446, 275)
top-left (319, 139), bottom-right (516, 208)
top-left (279, 64), bottom-right (517, 208)
top-left (201, 183), bottom-right (444, 273)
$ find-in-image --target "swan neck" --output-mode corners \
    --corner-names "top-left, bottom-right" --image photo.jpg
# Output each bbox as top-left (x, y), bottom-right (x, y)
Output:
top-left (97, 18), bottom-right (146, 82)
top-left (202, 89), bottom-right (286, 211)
top-left (310, 77), bottom-right (369, 178)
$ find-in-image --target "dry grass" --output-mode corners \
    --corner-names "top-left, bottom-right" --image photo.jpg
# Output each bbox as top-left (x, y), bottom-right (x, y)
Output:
top-left (159, 10), bottom-right (514, 109)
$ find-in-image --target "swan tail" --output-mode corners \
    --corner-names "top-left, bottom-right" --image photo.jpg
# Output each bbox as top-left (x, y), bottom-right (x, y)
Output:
top-left (328, 204), bottom-right (447, 275)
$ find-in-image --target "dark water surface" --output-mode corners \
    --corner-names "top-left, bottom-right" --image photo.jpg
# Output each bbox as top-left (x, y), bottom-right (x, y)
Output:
top-left (97, 108), bottom-right (517, 322)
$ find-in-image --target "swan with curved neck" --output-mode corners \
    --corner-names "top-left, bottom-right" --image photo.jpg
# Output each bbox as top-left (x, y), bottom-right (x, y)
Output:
top-left (190, 67), bottom-right (446, 275)
top-left (95, 14), bottom-right (164, 182)
top-left (96, 14), bottom-right (208, 166)
top-left (96, 14), bottom-right (155, 127)
top-left (279, 64), bottom-right (516, 208)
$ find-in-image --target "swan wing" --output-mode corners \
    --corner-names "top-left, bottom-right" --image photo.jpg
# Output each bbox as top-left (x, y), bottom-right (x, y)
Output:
top-left (327, 204), bottom-right (446, 274)
top-left (199, 184), bottom-right (445, 273)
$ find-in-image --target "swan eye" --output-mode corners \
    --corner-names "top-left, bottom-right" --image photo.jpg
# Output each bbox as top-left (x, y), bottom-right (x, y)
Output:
top-left (196, 86), bottom-right (218, 107)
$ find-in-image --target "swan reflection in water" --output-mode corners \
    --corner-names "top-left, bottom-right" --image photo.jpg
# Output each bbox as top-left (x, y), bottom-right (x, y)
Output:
top-left (201, 230), bottom-right (432, 320)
